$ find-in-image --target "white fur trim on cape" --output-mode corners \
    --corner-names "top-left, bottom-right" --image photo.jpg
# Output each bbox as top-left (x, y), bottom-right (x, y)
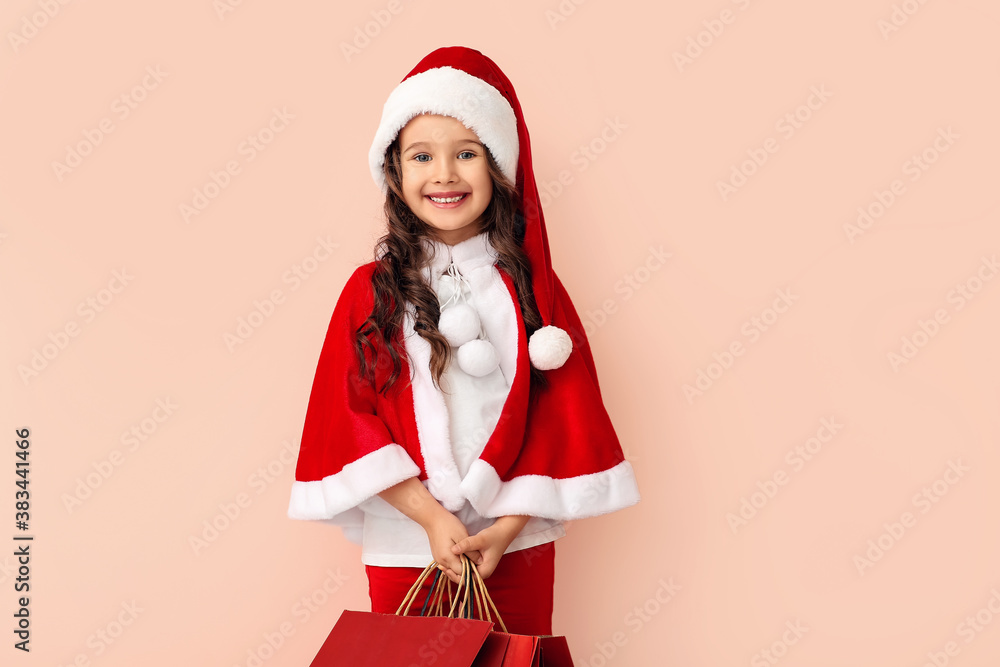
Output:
top-left (459, 459), bottom-right (641, 520)
top-left (528, 325), bottom-right (573, 370)
top-left (405, 233), bottom-right (520, 510)
top-left (402, 302), bottom-right (467, 513)
top-left (369, 66), bottom-right (519, 193)
top-left (287, 444), bottom-right (420, 521)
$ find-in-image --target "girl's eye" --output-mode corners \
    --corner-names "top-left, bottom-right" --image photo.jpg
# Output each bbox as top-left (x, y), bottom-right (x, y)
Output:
top-left (458, 150), bottom-right (475, 159)
top-left (414, 154), bottom-right (431, 163)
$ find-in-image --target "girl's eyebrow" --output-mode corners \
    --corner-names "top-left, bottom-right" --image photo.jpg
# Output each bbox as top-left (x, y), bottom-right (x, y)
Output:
top-left (402, 138), bottom-right (485, 153)
top-left (402, 141), bottom-right (423, 152)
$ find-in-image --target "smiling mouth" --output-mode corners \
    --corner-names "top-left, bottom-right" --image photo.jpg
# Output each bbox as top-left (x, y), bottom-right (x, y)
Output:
top-left (428, 194), bottom-right (468, 203)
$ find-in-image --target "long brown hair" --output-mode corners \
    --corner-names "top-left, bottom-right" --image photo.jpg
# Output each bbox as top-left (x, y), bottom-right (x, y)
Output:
top-left (355, 135), bottom-right (547, 395)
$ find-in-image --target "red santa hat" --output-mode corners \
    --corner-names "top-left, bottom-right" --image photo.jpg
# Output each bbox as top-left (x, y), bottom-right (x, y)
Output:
top-left (368, 46), bottom-right (572, 371)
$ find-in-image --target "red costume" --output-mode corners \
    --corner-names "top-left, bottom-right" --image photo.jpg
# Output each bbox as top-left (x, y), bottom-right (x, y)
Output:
top-left (287, 46), bottom-right (640, 566)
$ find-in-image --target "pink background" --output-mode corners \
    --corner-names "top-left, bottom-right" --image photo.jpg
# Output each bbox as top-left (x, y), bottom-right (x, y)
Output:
top-left (3, 1), bottom-right (999, 665)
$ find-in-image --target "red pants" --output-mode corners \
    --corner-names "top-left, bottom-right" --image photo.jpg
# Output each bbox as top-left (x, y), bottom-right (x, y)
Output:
top-left (366, 542), bottom-right (555, 636)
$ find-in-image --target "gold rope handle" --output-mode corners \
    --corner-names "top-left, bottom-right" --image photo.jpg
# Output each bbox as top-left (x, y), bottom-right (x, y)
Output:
top-left (395, 555), bottom-right (508, 634)
top-left (468, 557), bottom-right (507, 633)
top-left (430, 565), bottom-right (453, 616)
top-left (448, 555), bottom-right (508, 633)
top-left (395, 561), bottom-right (440, 616)
top-left (396, 559), bottom-right (460, 617)
top-left (448, 556), bottom-right (473, 619)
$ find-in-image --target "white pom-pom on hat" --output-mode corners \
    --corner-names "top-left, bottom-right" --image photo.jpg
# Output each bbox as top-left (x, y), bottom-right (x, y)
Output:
top-left (528, 325), bottom-right (572, 370)
top-left (457, 339), bottom-right (500, 377)
top-left (438, 303), bottom-right (481, 347)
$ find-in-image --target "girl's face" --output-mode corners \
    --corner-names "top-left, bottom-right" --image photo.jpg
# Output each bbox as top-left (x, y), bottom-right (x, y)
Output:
top-left (397, 113), bottom-right (493, 246)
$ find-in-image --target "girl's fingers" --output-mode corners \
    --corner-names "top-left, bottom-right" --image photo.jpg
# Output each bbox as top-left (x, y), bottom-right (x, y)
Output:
top-left (452, 534), bottom-right (487, 554)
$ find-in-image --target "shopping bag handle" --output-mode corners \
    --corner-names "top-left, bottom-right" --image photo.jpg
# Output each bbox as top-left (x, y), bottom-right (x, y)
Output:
top-left (394, 554), bottom-right (508, 633)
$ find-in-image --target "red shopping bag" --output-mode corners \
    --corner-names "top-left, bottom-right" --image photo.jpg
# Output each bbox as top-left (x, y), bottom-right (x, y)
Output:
top-left (310, 610), bottom-right (493, 666)
top-left (539, 636), bottom-right (574, 666)
top-left (311, 559), bottom-right (497, 666)
top-left (473, 633), bottom-right (572, 666)
top-left (311, 556), bottom-right (575, 666)
top-left (470, 632), bottom-right (515, 667)
top-left (472, 632), bottom-right (573, 667)
top-left (471, 631), bottom-right (538, 667)
top-left (461, 559), bottom-right (575, 667)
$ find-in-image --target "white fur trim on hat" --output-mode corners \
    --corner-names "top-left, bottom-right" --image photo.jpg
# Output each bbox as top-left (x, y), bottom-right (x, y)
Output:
top-left (528, 325), bottom-right (572, 370)
top-left (369, 66), bottom-right (519, 193)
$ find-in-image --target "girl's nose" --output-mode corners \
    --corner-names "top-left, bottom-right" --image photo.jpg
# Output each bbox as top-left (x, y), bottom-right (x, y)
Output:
top-left (432, 157), bottom-right (459, 183)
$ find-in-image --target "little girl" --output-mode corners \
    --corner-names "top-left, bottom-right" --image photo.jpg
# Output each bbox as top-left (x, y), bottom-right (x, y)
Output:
top-left (288, 46), bottom-right (640, 636)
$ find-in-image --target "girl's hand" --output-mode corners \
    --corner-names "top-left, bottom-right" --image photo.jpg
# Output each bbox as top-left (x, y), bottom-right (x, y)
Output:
top-left (375, 477), bottom-right (481, 584)
top-left (425, 510), bottom-right (483, 584)
top-left (450, 515), bottom-right (531, 579)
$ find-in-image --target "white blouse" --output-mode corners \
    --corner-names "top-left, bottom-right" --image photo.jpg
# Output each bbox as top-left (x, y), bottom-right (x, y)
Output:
top-left (358, 232), bottom-right (565, 567)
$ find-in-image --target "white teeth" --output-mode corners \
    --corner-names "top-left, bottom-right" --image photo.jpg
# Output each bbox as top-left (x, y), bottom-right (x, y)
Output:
top-left (429, 194), bottom-right (466, 203)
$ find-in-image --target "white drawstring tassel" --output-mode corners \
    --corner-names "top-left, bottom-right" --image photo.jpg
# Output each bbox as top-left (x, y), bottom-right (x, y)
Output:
top-left (437, 261), bottom-right (499, 377)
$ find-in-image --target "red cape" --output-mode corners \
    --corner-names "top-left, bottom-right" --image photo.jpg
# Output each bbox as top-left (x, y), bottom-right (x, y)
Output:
top-left (288, 261), bottom-right (640, 531)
